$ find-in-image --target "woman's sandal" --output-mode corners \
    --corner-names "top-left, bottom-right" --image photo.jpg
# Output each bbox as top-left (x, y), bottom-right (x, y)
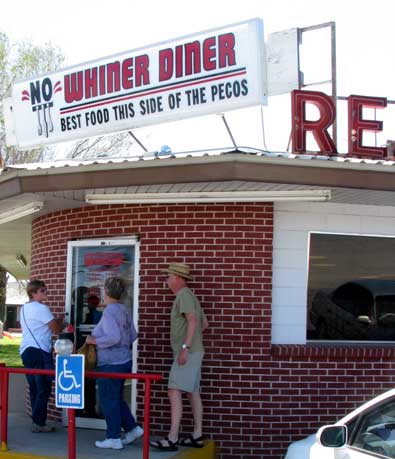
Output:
top-left (150, 437), bottom-right (178, 451)
top-left (179, 434), bottom-right (204, 448)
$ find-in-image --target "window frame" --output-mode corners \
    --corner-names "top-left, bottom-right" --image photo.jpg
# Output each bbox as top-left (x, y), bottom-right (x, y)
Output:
top-left (307, 231), bottom-right (395, 343)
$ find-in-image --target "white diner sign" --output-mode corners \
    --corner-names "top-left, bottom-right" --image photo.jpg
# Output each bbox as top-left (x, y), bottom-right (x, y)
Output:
top-left (5, 18), bottom-right (266, 149)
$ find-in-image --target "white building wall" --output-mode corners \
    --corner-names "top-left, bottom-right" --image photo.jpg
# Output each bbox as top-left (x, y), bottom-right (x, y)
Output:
top-left (272, 202), bottom-right (395, 344)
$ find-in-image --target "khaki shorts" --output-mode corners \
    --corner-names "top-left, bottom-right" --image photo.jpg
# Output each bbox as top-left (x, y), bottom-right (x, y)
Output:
top-left (168, 351), bottom-right (204, 393)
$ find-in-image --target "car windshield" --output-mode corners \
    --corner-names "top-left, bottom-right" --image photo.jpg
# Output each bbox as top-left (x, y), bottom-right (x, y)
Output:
top-left (350, 397), bottom-right (395, 457)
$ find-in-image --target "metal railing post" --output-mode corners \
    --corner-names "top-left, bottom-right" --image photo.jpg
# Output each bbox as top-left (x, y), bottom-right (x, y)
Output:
top-left (67, 408), bottom-right (76, 459)
top-left (143, 377), bottom-right (152, 459)
top-left (1, 366), bottom-right (9, 451)
top-left (0, 367), bottom-right (161, 459)
top-left (0, 363), bottom-right (3, 413)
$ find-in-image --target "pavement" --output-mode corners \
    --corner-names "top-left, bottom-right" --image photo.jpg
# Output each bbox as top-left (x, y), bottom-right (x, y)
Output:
top-left (0, 413), bottom-right (216, 459)
top-left (1, 412), bottom-right (177, 459)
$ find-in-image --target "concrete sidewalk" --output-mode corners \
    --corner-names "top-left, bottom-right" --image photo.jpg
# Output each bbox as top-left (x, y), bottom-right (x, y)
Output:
top-left (0, 413), bottom-right (216, 459)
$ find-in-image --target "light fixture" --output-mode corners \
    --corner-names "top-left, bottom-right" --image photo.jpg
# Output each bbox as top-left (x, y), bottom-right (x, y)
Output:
top-left (0, 201), bottom-right (44, 224)
top-left (85, 190), bottom-right (331, 204)
top-left (16, 254), bottom-right (27, 268)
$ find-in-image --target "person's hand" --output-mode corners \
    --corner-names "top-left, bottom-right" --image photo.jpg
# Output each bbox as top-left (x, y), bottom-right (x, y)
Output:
top-left (177, 349), bottom-right (188, 365)
top-left (55, 316), bottom-right (65, 326)
top-left (85, 335), bottom-right (96, 345)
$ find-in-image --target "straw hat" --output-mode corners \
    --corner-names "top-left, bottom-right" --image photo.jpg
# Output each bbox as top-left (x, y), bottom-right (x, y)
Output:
top-left (161, 262), bottom-right (192, 280)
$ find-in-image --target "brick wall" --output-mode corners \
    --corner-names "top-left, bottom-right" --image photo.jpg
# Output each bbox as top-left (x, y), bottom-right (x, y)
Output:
top-left (269, 345), bottom-right (395, 457)
top-left (29, 202), bottom-right (395, 458)
top-left (30, 203), bottom-right (273, 459)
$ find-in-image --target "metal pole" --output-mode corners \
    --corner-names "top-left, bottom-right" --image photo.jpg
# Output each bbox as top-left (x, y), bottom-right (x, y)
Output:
top-left (128, 131), bottom-right (148, 152)
top-left (220, 114), bottom-right (237, 149)
top-left (142, 378), bottom-right (152, 459)
top-left (298, 21), bottom-right (337, 151)
top-left (1, 367), bottom-right (9, 451)
top-left (331, 22), bottom-right (337, 148)
top-left (0, 363), bottom-right (3, 411)
top-left (68, 408), bottom-right (76, 459)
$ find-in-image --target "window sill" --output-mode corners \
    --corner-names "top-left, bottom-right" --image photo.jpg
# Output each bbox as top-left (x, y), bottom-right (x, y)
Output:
top-left (271, 342), bottom-right (395, 360)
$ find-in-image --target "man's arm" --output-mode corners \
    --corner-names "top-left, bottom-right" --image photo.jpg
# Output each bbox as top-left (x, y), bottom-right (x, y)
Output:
top-left (178, 311), bottom-right (197, 365)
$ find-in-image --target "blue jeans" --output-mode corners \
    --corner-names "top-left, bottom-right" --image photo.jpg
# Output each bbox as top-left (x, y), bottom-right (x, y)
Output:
top-left (97, 361), bottom-right (137, 439)
top-left (21, 347), bottom-right (54, 426)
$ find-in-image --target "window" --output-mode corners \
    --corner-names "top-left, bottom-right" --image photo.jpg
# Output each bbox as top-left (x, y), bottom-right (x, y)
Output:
top-left (307, 233), bottom-right (395, 341)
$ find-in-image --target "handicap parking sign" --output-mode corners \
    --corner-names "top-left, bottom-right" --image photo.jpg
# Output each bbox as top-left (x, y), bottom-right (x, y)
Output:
top-left (55, 354), bottom-right (85, 409)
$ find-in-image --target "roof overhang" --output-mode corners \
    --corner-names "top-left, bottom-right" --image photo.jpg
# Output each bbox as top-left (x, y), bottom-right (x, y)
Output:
top-left (1, 150), bottom-right (395, 279)
top-left (1, 153), bottom-right (395, 196)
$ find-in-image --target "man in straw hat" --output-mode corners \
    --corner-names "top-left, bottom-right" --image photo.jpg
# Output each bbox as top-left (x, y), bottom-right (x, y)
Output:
top-left (150, 262), bottom-right (209, 452)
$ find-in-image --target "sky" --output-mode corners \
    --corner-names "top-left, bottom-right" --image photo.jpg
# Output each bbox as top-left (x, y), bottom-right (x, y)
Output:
top-left (2, 0), bottom-right (395, 157)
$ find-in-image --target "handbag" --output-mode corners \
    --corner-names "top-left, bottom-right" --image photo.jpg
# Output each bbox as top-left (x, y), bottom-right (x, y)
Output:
top-left (77, 342), bottom-right (97, 371)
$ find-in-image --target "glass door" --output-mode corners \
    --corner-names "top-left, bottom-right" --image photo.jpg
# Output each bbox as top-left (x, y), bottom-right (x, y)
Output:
top-left (65, 237), bottom-right (139, 429)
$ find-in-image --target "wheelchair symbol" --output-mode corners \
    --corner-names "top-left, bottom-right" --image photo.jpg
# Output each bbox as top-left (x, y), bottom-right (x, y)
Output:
top-left (58, 358), bottom-right (81, 391)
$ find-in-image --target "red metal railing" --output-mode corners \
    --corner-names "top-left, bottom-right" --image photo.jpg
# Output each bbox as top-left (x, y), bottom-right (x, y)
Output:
top-left (0, 366), bottom-right (162, 459)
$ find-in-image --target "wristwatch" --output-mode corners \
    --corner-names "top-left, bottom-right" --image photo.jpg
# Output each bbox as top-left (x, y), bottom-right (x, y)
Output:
top-left (181, 343), bottom-right (191, 350)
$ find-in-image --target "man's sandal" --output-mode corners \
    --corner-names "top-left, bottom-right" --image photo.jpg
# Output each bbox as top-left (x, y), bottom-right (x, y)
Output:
top-left (179, 434), bottom-right (204, 448)
top-left (150, 437), bottom-right (178, 451)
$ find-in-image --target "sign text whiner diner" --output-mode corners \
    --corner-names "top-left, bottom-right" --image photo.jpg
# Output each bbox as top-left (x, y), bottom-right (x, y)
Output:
top-left (5, 19), bottom-right (266, 149)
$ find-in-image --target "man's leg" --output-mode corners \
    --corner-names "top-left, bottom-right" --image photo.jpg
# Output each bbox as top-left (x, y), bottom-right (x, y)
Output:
top-left (168, 388), bottom-right (182, 442)
top-left (187, 391), bottom-right (203, 438)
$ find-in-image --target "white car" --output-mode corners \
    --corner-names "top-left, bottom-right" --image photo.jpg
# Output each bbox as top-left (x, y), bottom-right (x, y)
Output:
top-left (285, 388), bottom-right (395, 459)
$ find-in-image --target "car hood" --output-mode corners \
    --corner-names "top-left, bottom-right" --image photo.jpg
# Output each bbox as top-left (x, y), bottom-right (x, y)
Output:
top-left (285, 435), bottom-right (315, 458)
top-left (284, 434), bottom-right (333, 459)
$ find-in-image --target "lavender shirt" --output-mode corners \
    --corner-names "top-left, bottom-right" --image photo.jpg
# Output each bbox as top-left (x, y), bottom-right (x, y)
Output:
top-left (92, 302), bottom-right (137, 366)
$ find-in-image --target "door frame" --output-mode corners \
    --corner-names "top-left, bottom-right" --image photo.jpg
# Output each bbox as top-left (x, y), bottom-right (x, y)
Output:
top-left (64, 236), bottom-right (140, 428)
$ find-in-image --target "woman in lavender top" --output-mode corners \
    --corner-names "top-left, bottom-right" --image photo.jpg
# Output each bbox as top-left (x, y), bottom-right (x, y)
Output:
top-left (85, 277), bottom-right (143, 450)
